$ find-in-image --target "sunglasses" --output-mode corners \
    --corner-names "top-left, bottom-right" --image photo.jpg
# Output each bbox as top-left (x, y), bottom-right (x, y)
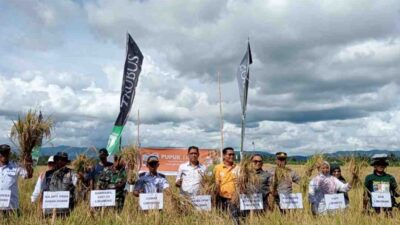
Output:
top-left (252, 160), bottom-right (262, 164)
top-left (148, 161), bottom-right (159, 167)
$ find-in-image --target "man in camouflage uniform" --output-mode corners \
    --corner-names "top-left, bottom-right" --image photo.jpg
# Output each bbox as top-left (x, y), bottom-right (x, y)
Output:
top-left (96, 155), bottom-right (127, 212)
top-left (267, 152), bottom-right (301, 211)
top-left (43, 152), bottom-right (78, 217)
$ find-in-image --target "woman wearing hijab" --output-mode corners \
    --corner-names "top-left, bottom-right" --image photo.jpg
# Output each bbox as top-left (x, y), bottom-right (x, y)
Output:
top-left (308, 161), bottom-right (351, 215)
top-left (330, 164), bottom-right (350, 206)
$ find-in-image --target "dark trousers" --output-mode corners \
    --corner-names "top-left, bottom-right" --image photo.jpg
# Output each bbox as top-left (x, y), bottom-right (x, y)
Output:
top-left (217, 196), bottom-right (240, 225)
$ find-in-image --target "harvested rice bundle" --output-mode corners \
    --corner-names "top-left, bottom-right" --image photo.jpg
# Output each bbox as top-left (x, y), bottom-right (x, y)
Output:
top-left (10, 110), bottom-right (53, 167)
top-left (346, 156), bottom-right (368, 188)
top-left (199, 162), bottom-right (219, 206)
top-left (165, 189), bottom-right (195, 214)
top-left (121, 145), bottom-right (139, 184)
top-left (231, 156), bottom-right (260, 205)
top-left (72, 154), bottom-right (94, 201)
top-left (300, 154), bottom-right (324, 195)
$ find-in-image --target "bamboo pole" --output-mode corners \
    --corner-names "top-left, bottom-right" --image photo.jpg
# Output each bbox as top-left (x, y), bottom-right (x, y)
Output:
top-left (218, 72), bottom-right (224, 163)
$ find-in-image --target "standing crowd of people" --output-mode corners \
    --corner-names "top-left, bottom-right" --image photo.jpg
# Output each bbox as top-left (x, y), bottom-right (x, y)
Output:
top-left (0, 143), bottom-right (400, 222)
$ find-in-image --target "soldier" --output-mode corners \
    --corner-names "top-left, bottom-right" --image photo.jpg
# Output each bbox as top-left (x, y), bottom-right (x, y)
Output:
top-left (43, 152), bottom-right (78, 217)
top-left (267, 152), bottom-right (301, 211)
top-left (363, 154), bottom-right (400, 214)
top-left (0, 144), bottom-right (33, 215)
top-left (96, 155), bottom-right (127, 212)
top-left (133, 155), bottom-right (169, 196)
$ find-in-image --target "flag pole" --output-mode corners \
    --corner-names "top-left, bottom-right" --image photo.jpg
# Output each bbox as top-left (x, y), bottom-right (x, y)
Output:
top-left (218, 72), bottom-right (224, 163)
top-left (136, 109), bottom-right (140, 148)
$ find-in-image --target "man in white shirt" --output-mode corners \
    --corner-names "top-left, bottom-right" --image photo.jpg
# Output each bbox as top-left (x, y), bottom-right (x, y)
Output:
top-left (0, 144), bottom-right (33, 214)
top-left (175, 146), bottom-right (206, 195)
top-left (31, 156), bottom-right (55, 203)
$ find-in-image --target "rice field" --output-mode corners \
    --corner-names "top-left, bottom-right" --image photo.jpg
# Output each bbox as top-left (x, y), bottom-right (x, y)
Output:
top-left (2, 164), bottom-right (400, 225)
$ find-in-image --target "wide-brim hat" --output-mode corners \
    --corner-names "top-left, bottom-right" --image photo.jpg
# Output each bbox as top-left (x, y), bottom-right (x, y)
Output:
top-left (371, 154), bottom-right (389, 166)
top-left (54, 152), bottom-right (70, 163)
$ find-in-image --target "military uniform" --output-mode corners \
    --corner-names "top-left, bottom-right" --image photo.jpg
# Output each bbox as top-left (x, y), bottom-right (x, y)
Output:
top-left (96, 167), bottom-right (127, 211)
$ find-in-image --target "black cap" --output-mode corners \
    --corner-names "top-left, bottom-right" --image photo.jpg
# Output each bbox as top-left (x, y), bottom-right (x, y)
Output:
top-left (54, 152), bottom-right (70, 162)
top-left (371, 154), bottom-right (389, 166)
top-left (147, 155), bottom-right (159, 163)
top-left (0, 144), bottom-right (11, 156)
top-left (98, 148), bottom-right (109, 156)
top-left (276, 152), bottom-right (287, 159)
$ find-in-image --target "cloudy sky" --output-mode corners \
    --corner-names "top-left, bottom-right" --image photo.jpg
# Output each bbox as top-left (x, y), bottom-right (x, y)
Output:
top-left (0, 0), bottom-right (400, 155)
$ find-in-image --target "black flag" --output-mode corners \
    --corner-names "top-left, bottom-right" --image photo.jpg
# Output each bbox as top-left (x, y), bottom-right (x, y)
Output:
top-left (236, 42), bottom-right (252, 115)
top-left (107, 33), bottom-right (144, 155)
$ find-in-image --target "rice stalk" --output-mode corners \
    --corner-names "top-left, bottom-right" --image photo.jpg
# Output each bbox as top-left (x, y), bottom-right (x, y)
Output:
top-left (10, 109), bottom-right (53, 167)
top-left (346, 156), bottom-right (368, 188)
top-left (223, 156), bottom-right (260, 207)
top-left (121, 145), bottom-right (139, 184)
top-left (165, 189), bottom-right (195, 214)
top-left (300, 154), bottom-right (324, 195)
top-left (72, 154), bottom-right (94, 202)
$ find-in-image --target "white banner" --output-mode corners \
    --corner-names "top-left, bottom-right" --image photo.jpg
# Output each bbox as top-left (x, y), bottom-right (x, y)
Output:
top-left (239, 193), bottom-right (263, 210)
top-left (279, 193), bottom-right (303, 209)
top-left (190, 195), bottom-right (211, 211)
top-left (371, 192), bottom-right (392, 208)
top-left (139, 193), bottom-right (163, 210)
top-left (42, 191), bottom-right (70, 209)
top-left (0, 190), bottom-right (11, 208)
top-left (325, 193), bottom-right (346, 210)
top-left (90, 190), bottom-right (116, 207)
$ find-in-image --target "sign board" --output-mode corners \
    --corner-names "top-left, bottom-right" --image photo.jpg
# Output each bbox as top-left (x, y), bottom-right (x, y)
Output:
top-left (279, 193), bottom-right (303, 209)
top-left (139, 148), bottom-right (220, 175)
top-left (42, 191), bottom-right (70, 209)
top-left (325, 193), bottom-right (346, 210)
top-left (90, 190), bottom-right (116, 207)
top-left (371, 192), bottom-right (392, 208)
top-left (239, 193), bottom-right (263, 210)
top-left (0, 190), bottom-right (11, 208)
top-left (139, 193), bottom-right (163, 210)
top-left (190, 195), bottom-right (211, 211)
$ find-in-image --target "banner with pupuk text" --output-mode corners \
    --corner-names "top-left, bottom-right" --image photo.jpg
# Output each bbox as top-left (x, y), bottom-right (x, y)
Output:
top-left (138, 147), bottom-right (220, 175)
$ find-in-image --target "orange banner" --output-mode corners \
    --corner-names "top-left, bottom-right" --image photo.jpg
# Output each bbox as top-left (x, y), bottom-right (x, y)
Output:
top-left (138, 147), bottom-right (220, 175)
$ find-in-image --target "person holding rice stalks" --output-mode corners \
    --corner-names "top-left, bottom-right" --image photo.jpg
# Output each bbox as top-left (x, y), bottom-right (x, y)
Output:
top-left (96, 155), bottom-right (127, 212)
top-left (363, 154), bottom-right (400, 215)
top-left (214, 147), bottom-right (240, 225)
top-left (330, 164), bottom-right (349, 206)
top-left (267, 152), bottom-right (301, 210)
top-left (0, 144), bottom-right (33, 215)
top-left (175, 146), bottom-right (206, 196)
top-left (308, 161), bottom-right (351, 215)
top-left (42, 152), bottom-right (78, 217)
top-left (31, 155), bottom-right (55, 203)
top-left (250, 154), bottom-right (272, 211)
top-left (133, 155), bottom-right (170, 196)
top-left (88, 148), bottom-right (113, 188)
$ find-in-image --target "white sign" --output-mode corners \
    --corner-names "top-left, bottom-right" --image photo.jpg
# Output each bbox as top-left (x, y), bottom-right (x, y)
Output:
top-left (190, 195), bottom-right (211, 211)
top-left (325, 193), bottom-right (346, 210)
top-left (371, 192), bottom-right (392, 208)
top-left (239, 193), bottom-right (263, 210)
top-left (139, 193), bottom-right (163, 210)
top-left (279, 193), bottom-right (303, 209)
top-left (42, 191), bottom-right (70, 209)
top-left (0, 190), bottom-right (11, 208)
top-left (90, 190), bottom-right (116, 207)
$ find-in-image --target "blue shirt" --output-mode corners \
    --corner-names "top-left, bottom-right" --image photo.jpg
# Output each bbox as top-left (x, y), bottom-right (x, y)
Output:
top-left (134, 172), bottom-right (169, 193)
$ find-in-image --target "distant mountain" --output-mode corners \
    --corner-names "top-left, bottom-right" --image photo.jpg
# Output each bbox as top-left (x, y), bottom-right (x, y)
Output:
top-left (40, 145), bottom-right (98, 158)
